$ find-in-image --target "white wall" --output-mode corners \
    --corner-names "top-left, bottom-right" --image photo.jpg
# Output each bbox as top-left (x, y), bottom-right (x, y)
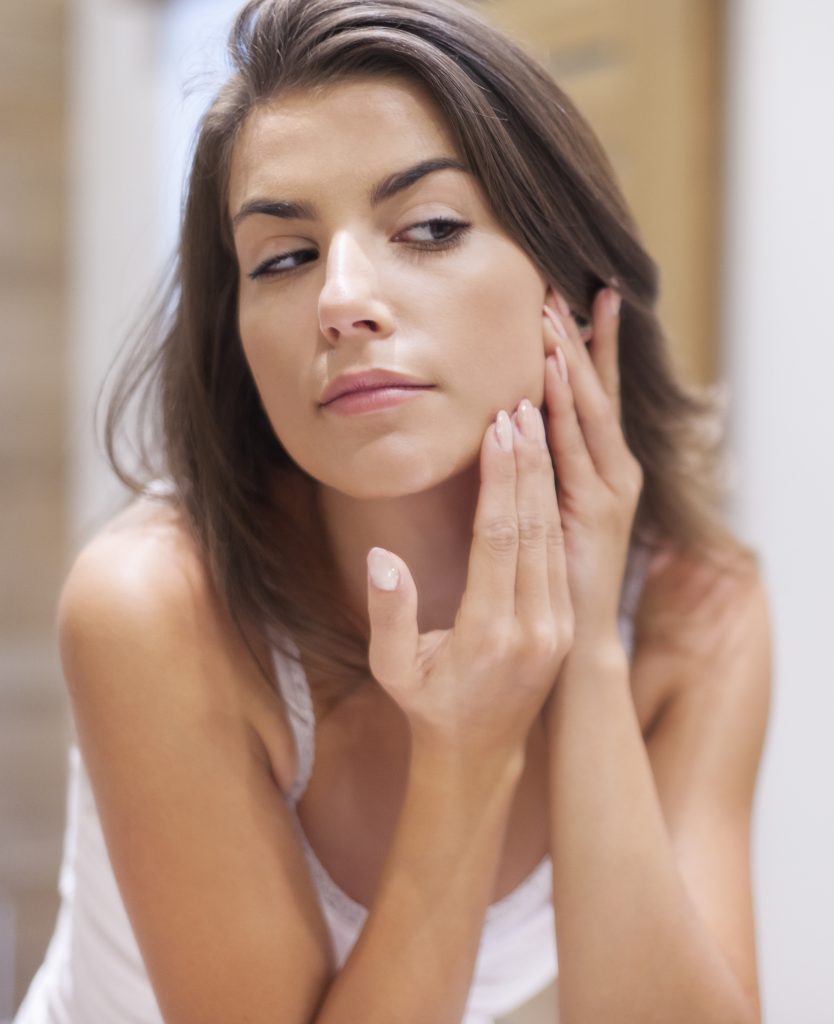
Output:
top-left (68, 0), bottom-right (161, 541)
top-left (723, 2), bottom-right (834, 1021)
top-left (68, 0), bottom-right (238, 544)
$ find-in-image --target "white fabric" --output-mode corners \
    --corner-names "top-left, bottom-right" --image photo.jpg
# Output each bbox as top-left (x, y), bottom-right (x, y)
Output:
top-left (14, 543), bottom-right (652, 1023)
top-left (273, 636), bottom-right (559, 1024)
top-left (13, 748), bottom-right (164, 1024)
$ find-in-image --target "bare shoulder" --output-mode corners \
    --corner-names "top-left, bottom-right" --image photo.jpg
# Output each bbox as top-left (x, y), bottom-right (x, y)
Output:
top-left (635, 544), bottom-right (769, 662)
top-left (630, 543), bottom-right (771, 727)
top-left (58, 494), bottom-right (297, 792)
top-left (56, 495), bottom-right (334, 1020)
top-left (61, 495), bottom-right (217, 638)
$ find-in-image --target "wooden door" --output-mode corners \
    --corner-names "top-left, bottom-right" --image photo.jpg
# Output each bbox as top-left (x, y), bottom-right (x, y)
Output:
top-left (484, 0), bottom-right (725, 386)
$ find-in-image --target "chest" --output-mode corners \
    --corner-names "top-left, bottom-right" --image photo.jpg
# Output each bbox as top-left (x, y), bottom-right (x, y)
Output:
top-left (296, 689), bottom-right (554, 909)
top-left (264, 628), bottom-right (673, 910)
top-left (294, 688), bottom-right (553, 909)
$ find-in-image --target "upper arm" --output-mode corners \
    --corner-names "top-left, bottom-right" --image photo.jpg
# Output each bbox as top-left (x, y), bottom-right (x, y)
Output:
top-left (58, 526), bottom-right (335, 1024)
top-left (634, 552), bottom-right (772, 1022)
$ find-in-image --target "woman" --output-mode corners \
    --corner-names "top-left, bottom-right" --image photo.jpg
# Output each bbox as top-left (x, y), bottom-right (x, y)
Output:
top-left (15, 1), bottom-right (771, 1022)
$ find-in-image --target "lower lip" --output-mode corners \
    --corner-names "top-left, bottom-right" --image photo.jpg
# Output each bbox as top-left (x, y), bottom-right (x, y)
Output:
top-left (323, 386), bottom-right (434, 415)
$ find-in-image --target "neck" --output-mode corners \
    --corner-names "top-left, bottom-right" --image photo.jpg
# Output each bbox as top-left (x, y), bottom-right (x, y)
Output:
top-left (315, 458), bottom-right (480, 636)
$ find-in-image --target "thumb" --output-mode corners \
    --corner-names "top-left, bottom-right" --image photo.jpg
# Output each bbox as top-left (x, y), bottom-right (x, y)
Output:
top-left (366, 547), bottom-right (419, 691)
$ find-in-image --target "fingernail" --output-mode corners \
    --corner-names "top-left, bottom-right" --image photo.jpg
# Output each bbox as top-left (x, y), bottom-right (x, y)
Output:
top-left (368, 547), bottom-right (400, 591)
top-left (518, 399), bottom-right (544, 447)
top-left (494, 409), bottom-right (513, 452)
top-left (608, 288), bottom-right (622, 318)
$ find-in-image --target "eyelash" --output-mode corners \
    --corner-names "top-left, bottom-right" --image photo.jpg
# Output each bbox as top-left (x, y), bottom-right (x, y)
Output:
top-left (247, 217), bottom-right (472, 281)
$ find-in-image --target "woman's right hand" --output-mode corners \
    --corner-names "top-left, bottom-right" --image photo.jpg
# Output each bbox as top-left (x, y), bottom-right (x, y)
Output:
top-left (365, 398), bottom-right (574, 758)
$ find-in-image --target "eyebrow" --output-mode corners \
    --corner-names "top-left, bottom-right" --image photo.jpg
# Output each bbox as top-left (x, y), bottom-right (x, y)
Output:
top-left (232, 156), bottom-right (469, 231)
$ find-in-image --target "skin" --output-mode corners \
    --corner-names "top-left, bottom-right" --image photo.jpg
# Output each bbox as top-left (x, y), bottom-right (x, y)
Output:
top-left (53, 73), bottom-right (767, 1024)
top-left (229, 76), bottom-right (561, 639)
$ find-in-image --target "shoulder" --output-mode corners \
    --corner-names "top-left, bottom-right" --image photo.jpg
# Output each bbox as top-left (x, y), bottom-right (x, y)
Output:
top-left (635, 543), bottom-right (770, 664)
top-left (55, 500), bottom-right (335, 1015)
top-left (631, 542), bottom-right (772, 725)
top-left (58, 494), bottom-right (297, 791)
top-left (59, 496), bottom-right (227, 679)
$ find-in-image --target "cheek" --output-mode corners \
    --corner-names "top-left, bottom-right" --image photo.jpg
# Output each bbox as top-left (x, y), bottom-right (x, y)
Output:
top-left (238, 308), bottom-right (307, 441)
top-left (455, 260), bottom-right (547, 405)
top-left (238, 296), bottom-right (302, 391)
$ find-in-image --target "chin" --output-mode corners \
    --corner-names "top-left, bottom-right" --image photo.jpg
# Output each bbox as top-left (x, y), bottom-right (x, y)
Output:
top-left (312, 443), bottom-right (479, 501)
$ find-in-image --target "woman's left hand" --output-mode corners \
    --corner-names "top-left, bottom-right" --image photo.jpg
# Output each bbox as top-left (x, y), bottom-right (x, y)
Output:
top-left (539, 285), bottom-right (643, 653)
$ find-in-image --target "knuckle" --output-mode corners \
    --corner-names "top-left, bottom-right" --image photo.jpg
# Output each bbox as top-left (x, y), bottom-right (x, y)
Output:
top-left (479, 515), bottom-right (519, 554)
top-left (526, 621), bottom-right (559, 657)
top-left (546, 520), bottom-right (565, 549)
top-left (483, 625), bottom-right (515, 660)
top-left (591, 394), bottom-right (612, 420)
top-left (610, 462), bottom-right (642, 506)
top-left (516, 440), bottom-right (543, 470)
top-left (517, 514), bottom-right (547, 547)
top-left (564, 429), bottom-right (586, 458)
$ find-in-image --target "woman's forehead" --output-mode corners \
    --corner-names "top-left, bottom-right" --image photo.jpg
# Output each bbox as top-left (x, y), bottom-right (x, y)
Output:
top-left (227, 76), bottom-right (462, 213)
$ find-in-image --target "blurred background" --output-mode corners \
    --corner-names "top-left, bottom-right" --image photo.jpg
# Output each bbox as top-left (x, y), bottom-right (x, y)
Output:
top-left (1, 0), bottom-right (832, 1020)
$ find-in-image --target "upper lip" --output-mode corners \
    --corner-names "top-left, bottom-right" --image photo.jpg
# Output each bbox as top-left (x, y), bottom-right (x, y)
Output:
top-left (319, 368), bottom-right (433, 405)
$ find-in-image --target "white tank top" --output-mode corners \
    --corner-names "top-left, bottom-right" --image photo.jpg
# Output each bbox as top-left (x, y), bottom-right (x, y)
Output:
top-left (13, 544), bottom-right (653, 1024)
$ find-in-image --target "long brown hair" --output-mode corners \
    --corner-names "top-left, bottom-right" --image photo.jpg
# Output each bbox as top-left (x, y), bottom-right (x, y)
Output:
top-left (104, 0), bottom-right (751, 711)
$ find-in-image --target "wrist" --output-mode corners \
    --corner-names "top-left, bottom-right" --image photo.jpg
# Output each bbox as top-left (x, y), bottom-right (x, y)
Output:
top-left (542, 638), bottom-right (629, 724)
top-left (565, 630), bottom-right (631, 671)
top-left (568, 624), bottom-right (628, 667)
top-left (409, 734), bottom-right (526, 790)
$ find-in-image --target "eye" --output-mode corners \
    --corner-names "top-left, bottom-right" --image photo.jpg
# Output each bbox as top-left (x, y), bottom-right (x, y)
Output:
top-left (246, 217), bottom-right (471, 282)
top-left (397, 217), bottom-right (471, 248)
top-left (248, 248), bottom-right (317, 281)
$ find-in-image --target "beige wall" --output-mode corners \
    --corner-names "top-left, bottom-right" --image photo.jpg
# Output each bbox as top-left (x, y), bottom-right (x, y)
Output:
top-left (0, 0), bottom-right (72, 1012)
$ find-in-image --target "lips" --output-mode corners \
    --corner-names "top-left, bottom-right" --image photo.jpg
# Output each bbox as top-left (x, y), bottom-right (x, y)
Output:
top-left (319, 368), bottom-right (433, 406)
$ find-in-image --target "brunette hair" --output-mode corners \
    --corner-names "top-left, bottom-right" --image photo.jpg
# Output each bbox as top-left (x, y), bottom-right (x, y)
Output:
top-left (104, 0), bottom-right (752, 711)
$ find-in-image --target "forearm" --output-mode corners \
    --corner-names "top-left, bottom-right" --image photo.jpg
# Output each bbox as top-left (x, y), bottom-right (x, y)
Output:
top-left (544, 644), bottom-right (755, 1024)
top-left (314, 742), bottom-right (525, 1024)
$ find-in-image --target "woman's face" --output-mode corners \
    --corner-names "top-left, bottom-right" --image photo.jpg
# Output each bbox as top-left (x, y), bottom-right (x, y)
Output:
top-left (229, 76), bottom-right (549, 499)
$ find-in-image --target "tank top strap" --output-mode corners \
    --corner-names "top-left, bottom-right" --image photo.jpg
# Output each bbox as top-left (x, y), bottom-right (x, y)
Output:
top-left (617, 540), bottom-right (654, 661)
top-left (269, 630), bottom-right (316, 806)
top-left (269, 540), bottom-right (654, 803)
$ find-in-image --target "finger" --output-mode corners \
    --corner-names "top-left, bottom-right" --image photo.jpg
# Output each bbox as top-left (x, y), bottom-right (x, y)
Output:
top-left (533, 399), bottom-right (572, 623)
top-left (511, 400), bottom-right (553, 624)
top-left (587, 286), bottom-right (623, 422)
top-left (458, 409), bottom-right (518, 631)
top-left (545, 300), bottom-right (630, 484)
top-left (541, 320), bottom-right (597, 486)
top-left (367, 547), bottom-right (419, 689)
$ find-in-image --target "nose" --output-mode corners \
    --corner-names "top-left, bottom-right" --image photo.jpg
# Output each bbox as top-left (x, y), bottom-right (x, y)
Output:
top-left (318, 232), bottom-right (395, 345)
